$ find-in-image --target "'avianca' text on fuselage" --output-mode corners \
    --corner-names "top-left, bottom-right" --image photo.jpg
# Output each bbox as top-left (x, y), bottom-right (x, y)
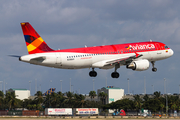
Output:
top-left (18, 22), bottom-right (174, 78)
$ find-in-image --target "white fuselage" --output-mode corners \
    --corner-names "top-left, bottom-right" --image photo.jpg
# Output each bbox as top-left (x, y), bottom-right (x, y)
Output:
top-left (20, 49), bottom-right (173, 69)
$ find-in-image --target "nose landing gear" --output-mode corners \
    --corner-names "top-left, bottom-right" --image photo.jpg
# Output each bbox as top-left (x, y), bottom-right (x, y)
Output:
top-left (151, 61), bottom-right (157, 72)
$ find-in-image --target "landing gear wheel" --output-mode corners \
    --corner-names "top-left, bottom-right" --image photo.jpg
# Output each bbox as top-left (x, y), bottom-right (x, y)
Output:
top-left (111, 72), bottom-right (119, 78)
top-left (152, 68), bottom-right (157, 72)
top-left (89, 71), bottom-right (97, 77)
top-left (151, 61), bottom-right (157, 72)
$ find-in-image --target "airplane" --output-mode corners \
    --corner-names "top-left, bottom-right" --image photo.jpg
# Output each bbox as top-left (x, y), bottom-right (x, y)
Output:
top-left (18, 22), bottom-right (174, 78)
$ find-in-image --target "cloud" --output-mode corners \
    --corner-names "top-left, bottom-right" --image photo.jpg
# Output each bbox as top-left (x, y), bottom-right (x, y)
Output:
top-left (0, 0), bottom-right (179, 94)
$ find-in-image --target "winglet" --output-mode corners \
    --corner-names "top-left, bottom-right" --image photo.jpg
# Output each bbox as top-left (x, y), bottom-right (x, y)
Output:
top-left (135, 52), bottom-right (139, 57)
top-left (21, 22), bottom-right (54, 54)
top-left (135, 52), bottom-right (143, 58)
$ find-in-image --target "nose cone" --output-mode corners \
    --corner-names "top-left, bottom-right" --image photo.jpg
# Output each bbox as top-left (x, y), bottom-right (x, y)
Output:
top-left (170, 49), bottom-right (174, 56)
top-left (166, 49), bottom-right (174, 58)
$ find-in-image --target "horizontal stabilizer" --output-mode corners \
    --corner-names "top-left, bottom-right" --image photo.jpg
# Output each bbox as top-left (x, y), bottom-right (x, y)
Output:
top-left (30, 56), bottom-right (46, 61)
top-left (8, 55), bottom-right (21, 58)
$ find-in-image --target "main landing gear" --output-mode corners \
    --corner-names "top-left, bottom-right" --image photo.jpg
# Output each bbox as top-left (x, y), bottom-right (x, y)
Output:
top-left (151, 61), bottom-right (157, 72)
top-left (89, 68), bottom-right (97, 77)
top-left (89, 64), bottom-right (120, 78)
top-left (111, 64), bottom-right (120, 78)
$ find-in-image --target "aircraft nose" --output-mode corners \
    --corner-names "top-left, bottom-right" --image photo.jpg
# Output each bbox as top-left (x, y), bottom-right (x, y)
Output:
top-left (170, 49), bottom-right (174, 56)
top-left (167, 49), bottom-right (174, 57)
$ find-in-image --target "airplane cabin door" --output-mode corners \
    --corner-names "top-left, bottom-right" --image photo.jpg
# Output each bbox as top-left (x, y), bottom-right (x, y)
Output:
top-left (55, 53), bottom-right (62, 65)
top-left (154, 43), bottom-right (163, 61)
top-left (155, 43), bottom-right (162, 55)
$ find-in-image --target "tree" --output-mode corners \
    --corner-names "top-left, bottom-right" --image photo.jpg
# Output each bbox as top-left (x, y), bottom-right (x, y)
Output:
top-left (74, 94), bottom-right (86, 108)
top-left (56, 91), bottom-right (66, 108)
top-left (35, 91), bottom-right (43, 104)
top-left (64, 91), bottom-right (74, 108)
top-left (23, 99), bottom-right (33, 109)
top-left (160, 103), bottom-right (164, 115)
top-left (5, 92), bottom-right (18, 110)
top-left (98, 92), bottom-right (108, 105)
top-left (0, 91), bottom-right (4, 110)
top-left (89, 91), bottom-right (97, 101)
top-left (50, 92), bottom-right (60, 108)
top-left (148, 99), bottom-right (161, 114)
top-left (43, 94), bottom-right (51, 108)
top-left (34, 91), bottom-right (43, 110)
top-left (153, 91), bottom-right (161, 99)
top-left (143, 94), bottom-right (150, 102)
top-left (108, 99), bottom-right (134, 111)
top-left (133, 95), bottom-right (142, 115)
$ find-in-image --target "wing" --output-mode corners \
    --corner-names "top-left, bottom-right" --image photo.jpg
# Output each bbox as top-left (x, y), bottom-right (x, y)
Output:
top-left (92, 53), bottom-right (143, 68)
top-left (105, 53), bottom-right (143, 66)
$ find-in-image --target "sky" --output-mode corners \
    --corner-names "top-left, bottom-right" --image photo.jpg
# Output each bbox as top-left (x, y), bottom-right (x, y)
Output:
top-left (0, 0), bottom-right (179, 95)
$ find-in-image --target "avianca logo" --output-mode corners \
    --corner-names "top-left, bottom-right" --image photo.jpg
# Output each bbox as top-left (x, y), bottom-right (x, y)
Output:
top-left (125, 44), bottom-right (155, 50)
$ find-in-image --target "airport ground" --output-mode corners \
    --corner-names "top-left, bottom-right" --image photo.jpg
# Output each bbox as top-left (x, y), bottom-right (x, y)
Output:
top-left (0, 118), bottom-right (179, 120)
top-left (0, 116), bottom-right (180, 120)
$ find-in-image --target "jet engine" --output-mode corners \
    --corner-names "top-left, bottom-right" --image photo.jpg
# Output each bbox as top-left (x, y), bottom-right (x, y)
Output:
top-left (126, 59), bottom-right (150, 71)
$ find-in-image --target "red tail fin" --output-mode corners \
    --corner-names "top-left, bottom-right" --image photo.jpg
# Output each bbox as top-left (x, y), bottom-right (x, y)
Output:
top-left (21, 22), bottom-right (54, 54)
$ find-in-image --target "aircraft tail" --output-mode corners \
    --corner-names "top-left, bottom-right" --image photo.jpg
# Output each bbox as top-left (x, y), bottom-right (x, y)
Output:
top-left (21, 22), bottom-right (54, 54)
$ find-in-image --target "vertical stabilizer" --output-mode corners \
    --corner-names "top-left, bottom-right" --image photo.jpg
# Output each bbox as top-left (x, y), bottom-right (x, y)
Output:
top-left (21, 22), bottom-right (54, 54)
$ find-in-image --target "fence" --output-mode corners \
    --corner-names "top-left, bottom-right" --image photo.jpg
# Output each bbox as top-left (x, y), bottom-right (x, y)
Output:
top-left (0, 110), bottom-right (44, 116)
top-left (0, 110), bottom-right (180, 117)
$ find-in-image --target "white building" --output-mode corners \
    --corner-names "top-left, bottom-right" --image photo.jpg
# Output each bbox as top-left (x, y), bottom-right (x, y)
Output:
top-left (97, 86), bottom-right (124, 113)
top-left (97, 86), bottom-right (124, 104)
top-left (7, 88), bottom-right (30, 100)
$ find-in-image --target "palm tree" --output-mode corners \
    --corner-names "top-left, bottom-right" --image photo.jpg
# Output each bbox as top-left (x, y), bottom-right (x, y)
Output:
top-left (57, 91), bottom-right (65, 107)
top-left (35, 91), bottom-right (43, 104)
top-left (143, 94), bottom-right (150, 102)
top-left (0, 91), bottom-right (4, 109)
top-left (133, 95), bottom-right (142, 115)
top-left (153, 91), bottom-right (161, 99)
top-left (160, 103), bottom-right (164, 115)
top-left (23, 99), bottom-right (33, 109)
top-left (89, 91), bottom-right (97, 101)
top-left (34, 91), bottom-right (43, 110)
top-left (5, 92), bottom-right (18, 110)
top-left (74, 94), bottom-right (86, 108)
top-left (98, 92), bottom-right (108, 105)
top-left (50, 92), bottom-right (58, 107)
top-left (64, 91), bottom-right (74, 107)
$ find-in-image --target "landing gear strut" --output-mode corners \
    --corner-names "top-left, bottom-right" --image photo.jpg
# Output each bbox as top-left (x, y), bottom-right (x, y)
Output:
top-left (89, 68), bottom-right (97, 77)
top-left (151, 61), bottom-right (157, 72)
top-left (111, 64), bottom-right (120, 78)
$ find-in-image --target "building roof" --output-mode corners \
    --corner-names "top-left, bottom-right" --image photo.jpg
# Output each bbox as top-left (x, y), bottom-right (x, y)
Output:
top-left (11, 88), bottom-right (28, 91)
top-left (103, 86), bottom-right (122, 89)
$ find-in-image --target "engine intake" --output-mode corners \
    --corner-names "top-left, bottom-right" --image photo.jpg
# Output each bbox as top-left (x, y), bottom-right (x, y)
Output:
top-left (126, 59), bottom-right (150, 71)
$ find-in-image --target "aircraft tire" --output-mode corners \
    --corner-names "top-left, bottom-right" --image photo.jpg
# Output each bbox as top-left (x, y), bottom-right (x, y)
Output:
top-left (111, 72), bottom-right (119, 78)
top-left (89, 71), bottom-right (97, 77)
top-left (152, 68), bottom-right (157, 72)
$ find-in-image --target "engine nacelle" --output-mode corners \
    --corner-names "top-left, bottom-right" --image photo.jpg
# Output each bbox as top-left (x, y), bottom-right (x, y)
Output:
top-left (126, 59), bottom-right (150, 71)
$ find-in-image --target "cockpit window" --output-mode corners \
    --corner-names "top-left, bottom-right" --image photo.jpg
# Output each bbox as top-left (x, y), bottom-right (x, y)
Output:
top-left (164, 46), bottom-right (169, 49)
